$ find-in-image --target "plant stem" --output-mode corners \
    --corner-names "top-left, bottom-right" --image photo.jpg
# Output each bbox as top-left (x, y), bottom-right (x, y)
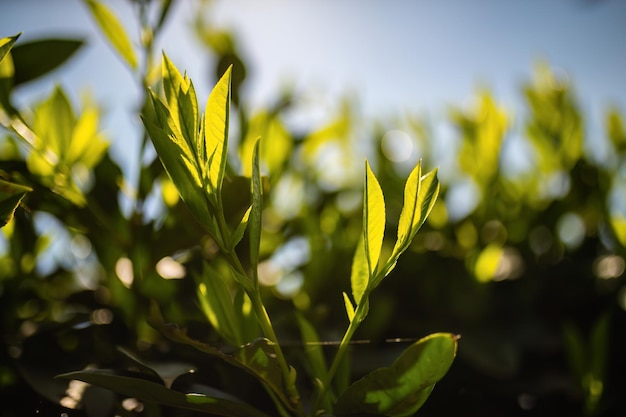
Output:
top-left (313, 297), bottom-right (369, 414)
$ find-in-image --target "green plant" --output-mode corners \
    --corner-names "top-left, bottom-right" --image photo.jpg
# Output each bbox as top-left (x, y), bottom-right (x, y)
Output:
top-left (0, 1), bottom-right (457, 416)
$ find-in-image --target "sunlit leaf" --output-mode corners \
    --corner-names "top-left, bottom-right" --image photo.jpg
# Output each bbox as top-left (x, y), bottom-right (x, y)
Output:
top-left (162, 53), bottom-right (198, 150)
top-left (349, 237), bottom-right (368, 306)
top-left (11, 38), bottom-right (84, 86)
top-left (343, 292), bottom-right (355, 322)
top-left (143, 92), bottom-right (211, 228)
top-left (56, 369), bottom-right (270, 417)
top-left (0, 33), bottom-right (20, 64)
top-left (390, 165), bottom-right (440, 261)
top-left (364, 161), bottom-right (385, 275)
top-left (84, 0), bottom-right (138, 69)
top-left (205, 65), bottom-right (231, 193)
top-left (334, 333), bottom-right (458, 417)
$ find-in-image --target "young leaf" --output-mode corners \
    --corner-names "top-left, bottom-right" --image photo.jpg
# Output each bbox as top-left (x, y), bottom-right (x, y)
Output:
top-left (11, 38), bottom-right (84, 86)
top-left (334, 333), bottom-right (458, 417)
top-left (143, 92), bottom-right (210, 227)
top-left (56, 369), bottom-right (271, 417)
top-left (205, 65), bottom-right (232, 193)
top-left (249, 139), bottom-right (263, 282)
top-left (0, 33), bottom-right (20, 64)
top-left (342, 292), bottom-right (356, 322)
top-left (380, 165), bottom-right (440, 282)
top-left (393, 164), bottom-right (439, 256)
top-left (364, 161), bottom-right (385, 276)
top-left (84, 0), bottom-right (138, 69)
top-left (161, 53), bottom-right (198, 149)
top-left (349, 237), bottom-right (368, 306)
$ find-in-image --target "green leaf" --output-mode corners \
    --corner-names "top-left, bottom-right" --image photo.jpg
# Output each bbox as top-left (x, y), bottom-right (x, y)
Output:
top-left (364, 161), bottom-right (385, 276)
top-left (205, 65), bottom-right (232, 194)
top-left (161, 53), bottom-right (198, 149)
top-left (0, 33), bottom-right (20, 64)
top-left (84, 0), bottom-right (138, 69)
top-left (394, 165), bottom-right (439, 254)
top-left (238, 338), bottom-right (286, 395)
top-left (349, 237), bottom-right (368, 306)
top-left (334, 333), bottom-right (458, 417)
top-left (342, 292), bottom-right (356, 322)
top-left (143, 92), bottom-right (210, 227)
top-left (196, 264), bottom-right (243, 347)
top-left (11, 38), bottom-right (84, 86)
top-left (56, 369), bottom-right (270, 417)
top-left (0, 178), bottom-right (31, 228)
top-left (249, 139), bottom-right (263, 282)
top-left (148, 302), bottom-right (293, 413)
top-left (381, 165), bottom-right (439, 282)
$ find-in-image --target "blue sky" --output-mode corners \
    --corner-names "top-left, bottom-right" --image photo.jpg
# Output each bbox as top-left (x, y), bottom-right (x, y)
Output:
top-left (1, 0), bottom-right (625, 180)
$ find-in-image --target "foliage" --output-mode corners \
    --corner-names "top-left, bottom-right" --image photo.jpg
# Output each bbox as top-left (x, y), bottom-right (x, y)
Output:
top-left (1, 1), bottom-right (626, 417)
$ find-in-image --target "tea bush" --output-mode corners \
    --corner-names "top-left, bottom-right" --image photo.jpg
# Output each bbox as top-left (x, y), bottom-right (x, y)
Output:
top-left (1, 1), bottom-right (625, 417)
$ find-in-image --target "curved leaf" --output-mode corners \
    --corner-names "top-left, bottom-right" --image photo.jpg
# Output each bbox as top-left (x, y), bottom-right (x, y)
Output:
top-left (11, 38), bottom-right (84, 86)
top-left (56, 369), bottom-right (270, 417)
top-left (205, 65), bottom-right (232, 193)
top-left (0, 33), bottom-right (20, 64)
top-left (334, 333), bottom-right (458, 417)
top-left (364, 161), bottom-right (385, 276)
top-left (84, 0), bottom-right (137, 69)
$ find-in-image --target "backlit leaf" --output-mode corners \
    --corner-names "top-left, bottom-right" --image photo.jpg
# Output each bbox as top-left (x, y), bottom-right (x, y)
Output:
top-left (205, 65), bottom-right (231, 193)
top-left (162, 53), bottom-right (198, 150)
top-left (391, 164), bottom-right (440, 261)
top-left (342, 292), bottom-right (355, 322)
top-left (349, 236), bottom-right (368, 306)
top-left (334, 333), bottom-right (458, 417)
top-left (364, 161), bottom-right (385, 276)
top-left (84, 0), bottom-right (138, 69)
top-left (0, 33), bottom-right (20, 64)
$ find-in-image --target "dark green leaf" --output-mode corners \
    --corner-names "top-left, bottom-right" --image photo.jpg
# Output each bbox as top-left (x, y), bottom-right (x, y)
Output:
top-left (11, 38), bottom-right (84, 86)
top-left (0, 178), bottom-right (31, 228)
top-left (56, 369), bottom-right (270, 417)
top-left (147, 302), bottom-right (293, 414)
top-left (335, 333), bottom-right (458, 417)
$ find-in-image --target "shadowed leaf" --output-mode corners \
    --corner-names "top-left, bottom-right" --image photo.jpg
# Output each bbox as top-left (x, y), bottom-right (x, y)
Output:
top-left (11, 38), bottom-right (84, 86)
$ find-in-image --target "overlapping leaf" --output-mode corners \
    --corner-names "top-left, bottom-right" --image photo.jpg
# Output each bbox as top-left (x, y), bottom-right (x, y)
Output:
top-left (143, 56), bottom-right (232, 244)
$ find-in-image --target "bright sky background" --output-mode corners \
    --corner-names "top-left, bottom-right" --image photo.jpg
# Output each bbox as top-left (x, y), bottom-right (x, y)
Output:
top-left (1, 0), bottom-right (625, 183)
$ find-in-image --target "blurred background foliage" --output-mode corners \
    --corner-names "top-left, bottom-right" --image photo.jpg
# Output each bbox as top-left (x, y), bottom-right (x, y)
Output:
top-left (1, 1), bottom-right (626, 416)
